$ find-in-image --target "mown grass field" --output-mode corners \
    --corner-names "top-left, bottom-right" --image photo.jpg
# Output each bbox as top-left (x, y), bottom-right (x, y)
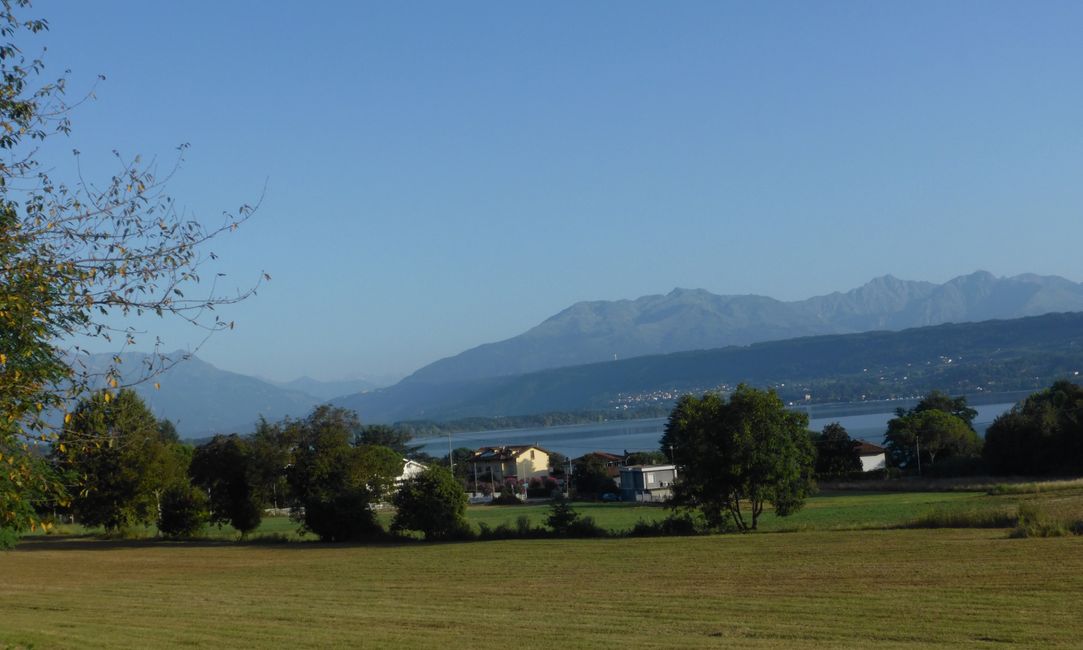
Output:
top-left (3, 487), bottom-right (1082, 649)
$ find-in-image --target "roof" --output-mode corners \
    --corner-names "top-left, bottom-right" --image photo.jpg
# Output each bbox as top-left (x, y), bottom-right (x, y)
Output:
top-left (468, 445), bottom-right (554, 462)
top-left (854, 440), bottom-right (887, 456)
top-left (576, 451), bottom-right (624, 463)
top-left (621, 464), bottom-right (676, 472)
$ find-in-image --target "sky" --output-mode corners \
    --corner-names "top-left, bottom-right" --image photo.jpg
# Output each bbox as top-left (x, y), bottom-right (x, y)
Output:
top-left (25, 1), bottom-right (1083, 382)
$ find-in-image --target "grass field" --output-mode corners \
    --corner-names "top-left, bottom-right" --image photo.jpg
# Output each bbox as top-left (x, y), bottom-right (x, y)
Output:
top-left (3, 488), bottom-right (1082, 648)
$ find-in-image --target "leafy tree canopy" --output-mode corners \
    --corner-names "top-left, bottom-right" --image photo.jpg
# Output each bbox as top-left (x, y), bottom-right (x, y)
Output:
top-left (189, 434), bottom-right (261, 536)
top-left (285, 405), bottom-right (396, 541)
top-left (884, 408), bottom-right (981, 471)
top-left (355, 424), bottom-right (420, 458)
top-left (813, 422), bottom-right (862, 478)
top-left (53, 389), bottom-right (182, 531)
top-left (984, 380), bottom-right (1083, 475)
top-left (661, 385), bottom-right (815, 532)
top-left (391, 465), bottom-right (469, 541)
top-left (908, 390), bottom-right (979, 430)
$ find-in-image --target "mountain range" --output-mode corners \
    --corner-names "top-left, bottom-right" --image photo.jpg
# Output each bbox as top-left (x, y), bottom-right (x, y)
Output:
top-left (402, 271), bottom-right (1083, 385)
top-left (72, 271), bottom-right (1083, 435)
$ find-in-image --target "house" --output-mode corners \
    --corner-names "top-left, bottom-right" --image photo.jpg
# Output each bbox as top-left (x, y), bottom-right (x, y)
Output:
top-left (467, 445), bottom-right (552, 483)
top-left (397, 458), bottom-right (427, 484)
top-left (619, 464), bottom-right (677, 503)
top-left (855, 440), bottom-right (887, 472)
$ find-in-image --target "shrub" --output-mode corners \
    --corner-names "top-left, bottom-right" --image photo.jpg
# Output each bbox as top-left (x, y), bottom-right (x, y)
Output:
top-left (546, 496), bottom-right (579, 535)
top-left (392, 466), bottom-right (471, 541)
top-left (565, 516), bottom-right (608, 538)
top-left (628, 512), bottom-right (709, 537)
top-left (157, 483), bottom-right (209, 538)
top-left (298, 490), bottom-right (382, 542)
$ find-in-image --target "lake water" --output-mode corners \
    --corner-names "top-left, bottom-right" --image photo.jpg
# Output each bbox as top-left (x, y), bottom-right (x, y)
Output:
top-left (418, 402), bottom-right (1017, 458)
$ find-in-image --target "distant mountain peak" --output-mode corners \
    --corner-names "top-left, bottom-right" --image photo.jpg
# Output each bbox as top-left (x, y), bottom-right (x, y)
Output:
top-left (397, 271), bottom-right (1083, 387)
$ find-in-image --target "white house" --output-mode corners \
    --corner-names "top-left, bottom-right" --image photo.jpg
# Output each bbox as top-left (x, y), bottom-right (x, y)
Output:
top-left (855, 441), bottom-right (887, 472)
top-left (397, 458), bottom-right (427, 484)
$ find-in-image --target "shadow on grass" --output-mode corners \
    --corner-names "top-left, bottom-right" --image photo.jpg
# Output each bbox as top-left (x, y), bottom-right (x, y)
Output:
top-left (12, 532), bottom-right (444, 552)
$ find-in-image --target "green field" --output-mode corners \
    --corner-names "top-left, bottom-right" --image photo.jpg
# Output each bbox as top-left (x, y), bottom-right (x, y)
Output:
top-left (3, 488), bottom-right (1082, 648)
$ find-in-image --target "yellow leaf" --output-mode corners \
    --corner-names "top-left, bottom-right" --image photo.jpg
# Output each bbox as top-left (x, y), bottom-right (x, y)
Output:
top-left (64, 412), bottom-right (72, 424)
top-left (154, 382), bottom-right (160, 390)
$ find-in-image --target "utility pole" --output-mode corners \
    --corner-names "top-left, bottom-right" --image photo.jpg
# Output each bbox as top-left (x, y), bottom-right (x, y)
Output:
top-left (915, 437), bottom-right (922, 477)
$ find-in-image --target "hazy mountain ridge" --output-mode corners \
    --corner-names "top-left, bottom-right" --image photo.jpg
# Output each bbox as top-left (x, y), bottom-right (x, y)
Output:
top-left (403, 271), bottom-right (1083, 384)
top-left (335, 311), bottom-right (1083, 423)
top-left (270, 376), bottom-right (385, 401)
top-left (76, 351), bottom-right (323, 438)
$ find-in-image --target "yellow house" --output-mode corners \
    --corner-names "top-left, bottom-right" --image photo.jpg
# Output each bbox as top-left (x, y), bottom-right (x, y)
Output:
top-left (467, 445), bottom-right (552, 482)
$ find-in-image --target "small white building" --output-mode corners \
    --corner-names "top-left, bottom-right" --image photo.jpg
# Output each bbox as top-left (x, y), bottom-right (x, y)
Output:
top-left (397, 458), bottom-right (427, 484)
top-left (855, 441), bottom-right (887, 472)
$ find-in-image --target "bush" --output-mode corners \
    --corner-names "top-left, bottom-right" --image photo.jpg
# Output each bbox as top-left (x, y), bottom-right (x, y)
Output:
top-left (392, 466), bottom-right (471, 541)
top-left (157, 483), bottom-right (209, 538)
top-left (565, 516), bottom-right (608, 538)
top-left (628, 512), bottom-right (709, 537)
top-left (546, 496), bottom-right (579, 535)
top-left (298, 490), bottom-right (382, 542)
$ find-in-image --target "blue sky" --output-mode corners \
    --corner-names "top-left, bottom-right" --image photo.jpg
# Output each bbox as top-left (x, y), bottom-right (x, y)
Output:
top-left (30, 1), bottom-right (1083, 381)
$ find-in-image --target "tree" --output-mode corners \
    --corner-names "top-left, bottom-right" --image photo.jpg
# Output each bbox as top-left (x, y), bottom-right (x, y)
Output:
top-left (157, 482), bottom-right (208, 538)
top-left (355, 443), bottom-right (405, 502)
top-left (984, 380), bottom-right (1083, 475)
top-left (52, 389), bottom-right (180, 531)
top-left (626, 450), bottom-right (667, 465)
top-left (391, 465), bottom-right (469, 541)
top-left (248, 416), bottom-right (297, 510)
top-left (442, 447), bottom-right (474, 482)
top-left (188, 434), bottom-right (261, 537)
top-left (661, 386), bottom-right (816, 532)
top-left (355, 424), bottom-right (420, 457)
top-left (572, 455), bottom-right (617, 498)
top-left (286, 406), bottom-right (382, 542)
top-left (911, 390), bottom-right (978, 430)
top-left (0, 1), bottom-right (261, 544)
top-left (813, 423), bottom-right (861, 477)
top-left (884, 409), bottom-right (981, 471)
top-left (546, 495), bottom-right (580, 535)
top-left (547, 451), bottom-right (568, 477)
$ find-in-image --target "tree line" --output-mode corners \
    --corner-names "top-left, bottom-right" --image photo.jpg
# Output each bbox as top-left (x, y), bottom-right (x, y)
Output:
top-left (658, 380), bottom-right (1083, 532)
top-left (44, 391), bottom-right (468, 543)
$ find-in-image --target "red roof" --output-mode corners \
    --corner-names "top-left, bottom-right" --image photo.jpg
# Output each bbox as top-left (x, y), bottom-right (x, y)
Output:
top-left (854, 440), bottom-right (887, 456)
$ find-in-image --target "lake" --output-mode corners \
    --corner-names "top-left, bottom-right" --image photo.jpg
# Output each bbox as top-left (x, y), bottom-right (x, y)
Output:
top-left (418, 400), bottom-right (1017, 458)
